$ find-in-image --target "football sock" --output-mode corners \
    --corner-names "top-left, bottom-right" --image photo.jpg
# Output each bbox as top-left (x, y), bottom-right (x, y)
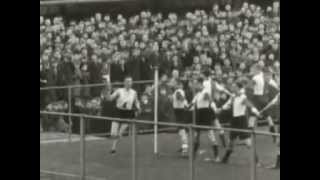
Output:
top-left (193, 142), bottom-right (200, 157)
top-left (222, 149), bottom-right (233, 163)
top-left (212, 145), bottom-right (219, 158)
top-left (269, 126), bottom-right (277, 143)
top-left (219, 134), bottom-right (227, 148)
top-left (275, 154), bottom-right (280, 168)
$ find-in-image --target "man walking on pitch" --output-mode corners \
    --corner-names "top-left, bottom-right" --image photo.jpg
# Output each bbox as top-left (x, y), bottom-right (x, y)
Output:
top-left (189, 77), bottom-right (221, 162)
top-left (172, 81), bottom-right (190, 156)
top-left (250, 65), bottom-right (279, 141)
top-left (220, 81), bottom-right (261, 164)
top-left (107, 76), bottom-right (141, 154)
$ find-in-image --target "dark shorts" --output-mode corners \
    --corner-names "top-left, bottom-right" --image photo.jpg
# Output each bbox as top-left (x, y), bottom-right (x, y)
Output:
top-left (195, 108), bottom-right (215, 126)
top-left (230, 116), bottom-right (250, 140)
top-left (251, 95), bottom-right (269, 111)
top-left (117, 109), bottom-right (135, 120)
top-left (217, 109), bottom-right (232, 124)
top-left (174, 109), bottom-right (189, 124)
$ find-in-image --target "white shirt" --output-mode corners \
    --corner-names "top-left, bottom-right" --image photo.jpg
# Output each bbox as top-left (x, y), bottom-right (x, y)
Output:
top-left (191, 89), bottom-right (217, 111)
top-left (232, 94), bottom-right (248, 117)
top-left (252, 72), bottom-right (265, 95)
top-left (222, 89), bottom-right (248, 117)
top-left (111, 88), bottom-right (138, 110)
top-left (172, 89), bottom-right (188, 109)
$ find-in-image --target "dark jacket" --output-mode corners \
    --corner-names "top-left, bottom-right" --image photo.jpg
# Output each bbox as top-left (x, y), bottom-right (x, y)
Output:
top-left (45, 67), bottom-right (58, 103)
top-left (110, 62), bottom-right (128, 83)
top-left (140, 57), bottom-right (153, 81)
top-left (158, 53), bottom-right (171, 76)
top-left (57, 61), bottom-right (75, 86)
top-left (88, 61), bottom-right (103, 97)
top-left (126, 56), bottom-right (141, 81)
top-left (40, 70), bottom-right (47, 109)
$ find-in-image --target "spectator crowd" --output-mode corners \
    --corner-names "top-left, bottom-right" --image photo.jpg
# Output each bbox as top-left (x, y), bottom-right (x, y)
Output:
top-left (40, 1), bottom-right (280, 131)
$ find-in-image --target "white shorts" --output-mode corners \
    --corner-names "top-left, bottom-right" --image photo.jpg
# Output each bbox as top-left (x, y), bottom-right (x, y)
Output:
top-left (110, 121), bottom-right (129, 137)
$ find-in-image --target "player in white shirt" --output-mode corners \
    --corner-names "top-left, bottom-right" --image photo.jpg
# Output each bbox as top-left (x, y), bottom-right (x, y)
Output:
top-left (203, 71), bottom-right (227, 150)
top-left (220, 81), bottom-right (261, 164)
top-left (189, 77), bottom-right (221, 162)
top-left (172, 81), bottom-right (190, 156)
top-left (107, 76), bottom-right (141, 154)
top-left (250, 66), bottom-right (279, 142)
top-left (265, 94), bottom-right (280, 169)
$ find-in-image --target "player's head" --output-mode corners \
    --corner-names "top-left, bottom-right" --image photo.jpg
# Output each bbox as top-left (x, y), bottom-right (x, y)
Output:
top-left (124, 76), bottom-right (133, 89)
top-left (196, 77), bottom-right (204, 91)
top-left (233, 81), bottom-right (244, 95)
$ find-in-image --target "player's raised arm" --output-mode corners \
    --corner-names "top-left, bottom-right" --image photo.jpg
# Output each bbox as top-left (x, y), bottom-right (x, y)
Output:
top-left (109, 88), bottom-right (120, 101)
top-left (221, 96), bottom-right (233, 110)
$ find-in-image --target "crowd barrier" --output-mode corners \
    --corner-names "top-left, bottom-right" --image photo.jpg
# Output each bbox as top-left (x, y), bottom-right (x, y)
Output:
top-left (40, 110), bottom-right (279, 180)
top-left (40, 79), bottom-right (155, 141)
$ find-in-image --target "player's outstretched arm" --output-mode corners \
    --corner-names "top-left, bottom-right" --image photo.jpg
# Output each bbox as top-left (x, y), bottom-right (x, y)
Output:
top-left (109, 89), bottom-right (119, 101)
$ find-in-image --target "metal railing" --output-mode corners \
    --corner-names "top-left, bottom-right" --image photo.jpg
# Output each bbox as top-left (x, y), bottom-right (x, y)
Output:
top-left (40, 79), bottom-right (154, 142)
top-left (39, 80), bottom-right (154, 91)
top-left (40, 110), bottom-right (280, 180)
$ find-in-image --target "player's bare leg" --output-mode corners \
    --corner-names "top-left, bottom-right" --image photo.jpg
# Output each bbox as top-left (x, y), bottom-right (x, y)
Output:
top-left (247, 116), bottom-right (262, 166)
top-left (244, 137), bottom-right (261, 167)
top-left (204, 129), bottom-right (220, 162)
top-left (221, 138), bottom-right (235, 163)
top-left (110, 123), bottom-right (129, 155)
top-left (193, 129), bottom-right (201, 158)
top-left (178, 128), bottom-right (188, 156)
top-left (215, 119), bottom-right (227, 148)
top-left (267, 116), bottom-right (277, 143)
top-left (268, 129), bottom-right (280, 169)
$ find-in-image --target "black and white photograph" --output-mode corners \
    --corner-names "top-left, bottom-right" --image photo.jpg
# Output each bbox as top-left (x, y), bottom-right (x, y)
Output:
top-left (40, 0), bottom-right (280, 179)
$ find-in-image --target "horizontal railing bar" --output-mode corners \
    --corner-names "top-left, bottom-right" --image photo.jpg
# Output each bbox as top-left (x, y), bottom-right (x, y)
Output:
top-left (40, 111), bottom-right (280, 137)
top-left (40, 80), bottom-right (154, 91)
top-left (87, 127), bottom-right (176, 137)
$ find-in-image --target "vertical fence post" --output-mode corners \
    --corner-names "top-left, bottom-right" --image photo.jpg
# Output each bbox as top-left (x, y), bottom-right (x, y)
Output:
top-left (188, 125), bottom-right (195, 180)
top-left (68, 86), bottom-right (72, 142)
top-left (154, 66), bottom-right (159, 155)
top-left (131, 122), bottom-right (137, 180)
top-left (80, 116), bottom-right (86, 180)
top-left (192, 106), bottom-right (196, 126)
top-left (250, 130), bottom-right (257, 180)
